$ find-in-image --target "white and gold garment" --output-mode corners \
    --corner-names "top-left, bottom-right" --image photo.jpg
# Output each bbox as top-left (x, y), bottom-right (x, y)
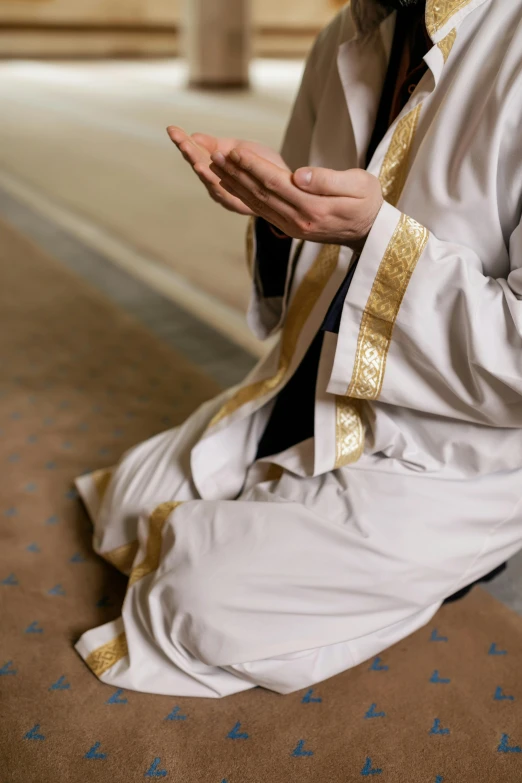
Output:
top-left (75, 0), bottom-right (522, 697)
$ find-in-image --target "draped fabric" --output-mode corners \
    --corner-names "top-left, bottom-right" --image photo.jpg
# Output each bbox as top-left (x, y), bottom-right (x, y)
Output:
top-left (256, 4), bottom-right (431, 461)
top-left (74, 0), bottom-right (522, 699)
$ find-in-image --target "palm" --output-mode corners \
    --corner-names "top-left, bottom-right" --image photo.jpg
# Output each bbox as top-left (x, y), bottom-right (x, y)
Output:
top-left (168, 126), bottom-right (287, 216)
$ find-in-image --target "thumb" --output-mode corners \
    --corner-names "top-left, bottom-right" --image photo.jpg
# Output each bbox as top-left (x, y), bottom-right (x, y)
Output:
top-left (293, 166), bottom-right (367, 197)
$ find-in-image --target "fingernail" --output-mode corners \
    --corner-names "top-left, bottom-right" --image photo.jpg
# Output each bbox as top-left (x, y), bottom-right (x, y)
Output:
top-left (297, 170), bottom-right (312, 185)
top-left (229, 149), bottom-right (241, 164)
top-left (211, 152), bottom-right (226, 167)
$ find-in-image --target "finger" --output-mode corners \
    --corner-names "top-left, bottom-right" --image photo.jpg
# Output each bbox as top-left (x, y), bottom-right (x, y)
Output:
top-left (204, 180), bottom-right (254, 216)
top-left (202, 173), bottom-right (250, 211)
top-left (166, 126), bottom-right (190, 145)
top-left (180, 144), bottom-right (231, 201)
top-left (221, 179), bottom-right (277, 220)
top-left (178, 138), bottom-right (210, 167)
top-left (210, 154), bottom-right (298, 219)
top-left (191, 134), bottom-right (239, 157)
top-left (190, 132), bottom-right (218, 154)
top-left (220, 148), bottom-right (311, 210)
top-left (167, 128), bottom-right (252, 215)
top-left (293, 166), bottom-right (368, 197)
top-left (211, 164), bottom-right (295, 220)
top-left (168, 127), bottom-right (210, 165)
top-left (219, 177), bottom-right (290, 228)
top-left (180, 143), bottom-right (241, 203)
top-left (193, 162), bottom-right (221, 188)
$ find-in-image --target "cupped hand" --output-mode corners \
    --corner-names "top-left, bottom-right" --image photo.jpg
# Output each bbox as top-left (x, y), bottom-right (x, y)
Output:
top-left (167, 126), bottom-right (289, 216)
top-left (209, 147), bottom-right (384, 251)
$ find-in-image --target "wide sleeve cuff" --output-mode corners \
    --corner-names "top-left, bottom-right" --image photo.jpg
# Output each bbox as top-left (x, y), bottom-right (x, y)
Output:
top-left (327, 200), bottom-right (429, 396)
top-left (246, 218), bottom-right (302, 341)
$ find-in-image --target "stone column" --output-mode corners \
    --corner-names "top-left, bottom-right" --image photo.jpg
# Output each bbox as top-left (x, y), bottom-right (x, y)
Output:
top-left (184, 0), bottom-right (251, 89)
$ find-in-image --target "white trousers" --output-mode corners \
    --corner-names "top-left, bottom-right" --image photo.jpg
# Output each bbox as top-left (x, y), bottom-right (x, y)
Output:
top-left (75, 399), bottom-right (522, 698)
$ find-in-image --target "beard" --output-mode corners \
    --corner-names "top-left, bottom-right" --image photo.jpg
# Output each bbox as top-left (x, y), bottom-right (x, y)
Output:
top-left (375, 0), bottom-right (424, 8)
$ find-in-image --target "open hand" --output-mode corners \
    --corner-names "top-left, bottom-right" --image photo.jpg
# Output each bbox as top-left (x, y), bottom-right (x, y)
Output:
top-left (209, 147), bottom-right (384, 251)
top-left (167, 126), bottom-right (289, 216)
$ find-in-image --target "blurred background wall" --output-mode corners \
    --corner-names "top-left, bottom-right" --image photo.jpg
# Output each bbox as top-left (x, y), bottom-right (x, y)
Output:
top-left (0, 0), bottom-right (344, 59)
top-left (0, 0), bottom-right (345, 353)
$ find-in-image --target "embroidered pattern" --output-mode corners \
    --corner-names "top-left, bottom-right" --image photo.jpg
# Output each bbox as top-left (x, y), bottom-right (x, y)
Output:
top-left (128, 502), bottom-right (181, 587)
top-left (379, 106), bottom-right (422, 208)
top-left (102, 541), bottom-right (139, 575)
top-left (85, 631), bottom-right (128, 677)
top-left (215, 4), bottom-right (446, 459)
top-left (347, 216), bottom-right (429, 400)
top-left (335, 398), bottom-right (365, 468)
top-left (210, 243), bottom-right (341, 428)
top-left (438, 29), bottom-right (457, 63)
top-left (426, 0), bottom-right (473, 37)
top-left (85, 502), bottom-right (181, 677)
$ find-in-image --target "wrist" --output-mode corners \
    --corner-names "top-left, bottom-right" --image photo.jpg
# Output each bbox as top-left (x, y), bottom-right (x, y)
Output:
top-left (348, 194), bottom-right (384, 252)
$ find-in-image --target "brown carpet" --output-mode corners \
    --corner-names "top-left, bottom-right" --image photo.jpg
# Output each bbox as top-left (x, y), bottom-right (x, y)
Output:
top-left (1, 217), bottom-right (522, 783)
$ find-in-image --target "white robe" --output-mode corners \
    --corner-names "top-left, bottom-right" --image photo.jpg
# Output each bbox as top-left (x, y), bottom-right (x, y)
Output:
top-left (75, 0), bottom-right (522, 697)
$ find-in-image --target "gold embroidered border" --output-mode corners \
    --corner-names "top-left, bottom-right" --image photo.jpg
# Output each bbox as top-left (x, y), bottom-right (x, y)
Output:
top-left (335, 398), bottom-right (365, 469)
top-left (102, 541), bottom-right (139, 575)
top-left (346, 215), bottom-right (429, 401)
top-left (332, 97), bottom-right (426, 454)
top-left (209, 242), bottom-right (341, 428)
top-left (379, 105), bottom-right (422, 208)
top-left (92, 468), bottom-right (114, 502)
top-left (426, 0), bottom-right (472, 37)
top-left (83, 502), bottom-right (182, 680)
top-left (128, 501), bottom-right (182, 587)
top-left (438, 28), bottom-right (457, 63)
top-left (85, 631), bottom-right (128, 677)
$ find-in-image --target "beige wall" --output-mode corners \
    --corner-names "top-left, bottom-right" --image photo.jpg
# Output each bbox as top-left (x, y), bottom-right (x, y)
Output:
top-left (0, 0), bottom-right (335, 26)
top-left (0, 0), bottom-right (175, 24)
top-left (254, 0), bottom-right (334, 28)
top-left (0, 0), bottom-right (341, 58)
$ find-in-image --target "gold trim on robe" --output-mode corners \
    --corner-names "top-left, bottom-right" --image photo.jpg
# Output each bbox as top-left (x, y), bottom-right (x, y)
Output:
top-left (90, 467), bottom-right (140, 575)
top-left (347, 215), bottom-right (429, 401)
top-left (92, 468), bottom-right (114, 501)
top-left (334, 96), bottom-right (427, 457)
top-left (335, 398), bottom-right (365, 468)
top-left (85, 631), bottom-right (128, 678)
top-left (129, 502), bottom-right (182, 587)
top-left (213, 2), bottom-right (460, 461)
top-left (209, 242), bottom-right (341, 428)
top-left (438, 29), bottom-right (457, 63)
top-left (85, 501), bottom-right (183, 677)
top-left (426, 0), bottom-right (473, 38)
top-left (379, 105), bottom-right (422, 208)
top-left (102, 541), bottom-right (139, 576)
top-left (352, 0), bottom-right (472, 41)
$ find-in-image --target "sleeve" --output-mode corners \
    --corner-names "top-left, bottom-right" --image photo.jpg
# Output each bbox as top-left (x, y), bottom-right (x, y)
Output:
top-left (327, 200), bottom-right (522, 427)
top-left (246, 220), bottom-right (301, 340)
top-left (246, 17), bottom-right (341, 340)
top-left (254, 219), bottom-right (294, 297)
